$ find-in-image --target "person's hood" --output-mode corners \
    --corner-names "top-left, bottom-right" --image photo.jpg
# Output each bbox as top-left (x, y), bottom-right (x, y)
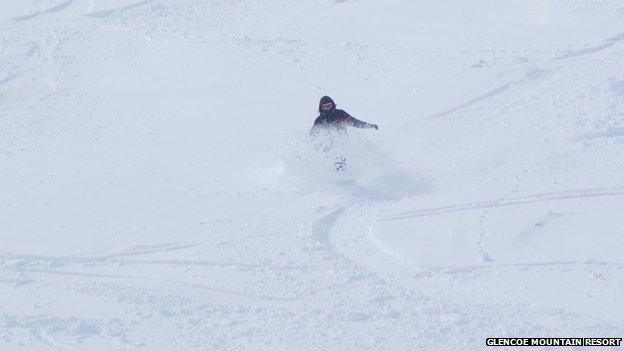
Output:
top-left (319, 96), bottom-right (336, 114)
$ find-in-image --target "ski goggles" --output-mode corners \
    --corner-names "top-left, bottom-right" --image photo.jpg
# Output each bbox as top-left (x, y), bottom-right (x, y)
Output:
top-left (321, 103), bottom-right (333, 110)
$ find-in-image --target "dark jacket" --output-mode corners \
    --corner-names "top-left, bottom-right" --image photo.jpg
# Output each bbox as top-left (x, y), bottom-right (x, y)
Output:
top-left (310, 96), bottom-right (376, 135)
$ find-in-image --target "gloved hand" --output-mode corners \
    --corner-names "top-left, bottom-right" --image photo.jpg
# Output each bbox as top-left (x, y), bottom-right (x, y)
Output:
top-left (370, 124), bottom-right (379, 130)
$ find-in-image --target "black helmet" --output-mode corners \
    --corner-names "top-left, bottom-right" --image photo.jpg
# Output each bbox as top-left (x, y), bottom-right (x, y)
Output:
top-left (319, 96), bottom-right (336, 113)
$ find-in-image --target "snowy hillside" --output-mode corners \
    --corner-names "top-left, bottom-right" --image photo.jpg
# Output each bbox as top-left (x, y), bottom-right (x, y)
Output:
top-left (1, 0), bottom-right (623, 349)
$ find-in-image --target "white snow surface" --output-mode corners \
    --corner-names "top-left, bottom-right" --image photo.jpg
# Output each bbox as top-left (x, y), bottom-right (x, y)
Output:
top-left (1, 0), bottom-right (624, 349)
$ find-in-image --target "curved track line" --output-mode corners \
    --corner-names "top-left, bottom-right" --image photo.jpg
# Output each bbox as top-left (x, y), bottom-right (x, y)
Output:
top-left (0, 243), bottom-right (200, 268)
top-left (17, 267), bottom-right (303, 302)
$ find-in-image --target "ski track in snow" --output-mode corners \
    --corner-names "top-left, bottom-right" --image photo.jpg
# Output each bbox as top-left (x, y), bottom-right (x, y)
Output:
top-left (84, 0), bottom-right (155, 18)
top-left (420, 259), bottom-right (624, 275)
top-left (380, 186), bottom-right (624, 222)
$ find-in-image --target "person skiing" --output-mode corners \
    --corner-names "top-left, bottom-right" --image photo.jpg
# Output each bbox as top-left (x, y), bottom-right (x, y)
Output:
top-left (309, 96), bottom-right (379, 135)
top-left (309, 96), bottom-right (379, 171)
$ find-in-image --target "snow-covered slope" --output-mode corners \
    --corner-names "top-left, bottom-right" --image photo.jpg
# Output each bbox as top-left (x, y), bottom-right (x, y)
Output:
top-left (1, 0), bottom-right (623, 349)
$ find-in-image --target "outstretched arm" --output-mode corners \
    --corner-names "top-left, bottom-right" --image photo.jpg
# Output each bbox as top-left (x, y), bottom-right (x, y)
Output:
top-left (346, 115), bottom-right (379, 130)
